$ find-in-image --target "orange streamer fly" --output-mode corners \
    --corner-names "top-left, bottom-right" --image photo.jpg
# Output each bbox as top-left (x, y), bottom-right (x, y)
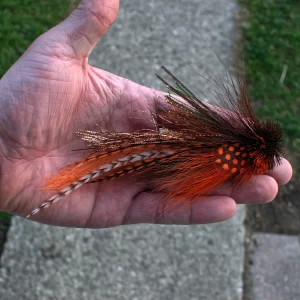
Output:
top-left (26, 67), bottom-right (283, 218)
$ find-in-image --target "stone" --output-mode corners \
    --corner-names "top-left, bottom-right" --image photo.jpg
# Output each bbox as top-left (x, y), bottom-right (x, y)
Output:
top-left (247, 233), bottom-right (300, 300)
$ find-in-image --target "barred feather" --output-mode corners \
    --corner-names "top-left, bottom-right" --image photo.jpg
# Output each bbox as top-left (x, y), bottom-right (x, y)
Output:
top-left (26, 147), bottom-right (181, 218)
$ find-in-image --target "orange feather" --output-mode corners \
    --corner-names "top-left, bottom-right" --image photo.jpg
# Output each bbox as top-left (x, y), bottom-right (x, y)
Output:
top-left (26, 67), bottom-right (283, 218)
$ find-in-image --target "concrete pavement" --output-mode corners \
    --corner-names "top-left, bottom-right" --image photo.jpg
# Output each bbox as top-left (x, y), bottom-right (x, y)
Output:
top-left (246, 233), bottom-right (300, 300)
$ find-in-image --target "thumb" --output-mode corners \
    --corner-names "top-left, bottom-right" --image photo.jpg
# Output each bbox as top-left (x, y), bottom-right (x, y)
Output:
top-left (57, 0), bottom-right (119, 58)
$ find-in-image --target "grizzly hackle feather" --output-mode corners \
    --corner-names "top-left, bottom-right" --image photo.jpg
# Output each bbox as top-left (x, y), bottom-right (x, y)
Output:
top-left (26, 67), bottom-right (283, 218)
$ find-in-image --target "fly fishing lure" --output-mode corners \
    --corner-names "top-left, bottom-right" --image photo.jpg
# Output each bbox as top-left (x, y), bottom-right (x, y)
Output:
top-left (26, 67), bottom-right (283, 218)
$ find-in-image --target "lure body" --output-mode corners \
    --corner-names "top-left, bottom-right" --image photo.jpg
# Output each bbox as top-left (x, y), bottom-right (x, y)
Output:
top-left (26, 67), bottom-right (283, 218)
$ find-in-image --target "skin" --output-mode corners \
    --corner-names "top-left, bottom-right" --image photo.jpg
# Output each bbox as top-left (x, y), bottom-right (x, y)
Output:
top-left (0, 0), bottom-right (292, 227)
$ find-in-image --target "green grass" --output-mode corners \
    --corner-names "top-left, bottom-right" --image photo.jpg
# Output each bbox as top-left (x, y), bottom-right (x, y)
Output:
top-left (0, 0), bottom-right (78, 78)
top-left (0, 0), bottom-right (79, 222)
top-left (241, 0), bottom-right (300, 150)
top-left (0, 212), bottom-right (11, 225)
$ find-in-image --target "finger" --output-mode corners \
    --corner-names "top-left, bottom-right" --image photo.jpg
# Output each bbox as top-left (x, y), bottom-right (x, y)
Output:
top-left (124, 192), bottom-right (236, 225)
top-left (266, 157), bottom-right (293, 185)
top-left (214, 175), bottom-right (278, 204)
top-left (58, 0), bottom-right (119, 57)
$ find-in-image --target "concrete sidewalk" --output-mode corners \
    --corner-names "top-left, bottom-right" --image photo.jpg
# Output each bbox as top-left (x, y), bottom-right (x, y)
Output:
top-left (245, 233), bottom-right (300, 300)
top-left (0, 1), bottom-right (245, 299)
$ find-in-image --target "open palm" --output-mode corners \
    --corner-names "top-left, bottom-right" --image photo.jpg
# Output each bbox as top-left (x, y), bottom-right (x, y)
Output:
top-left (0, 0), bottom-right (292, 227)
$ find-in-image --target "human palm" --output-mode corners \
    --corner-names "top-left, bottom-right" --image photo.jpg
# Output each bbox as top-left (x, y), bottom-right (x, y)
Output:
top-left (0, 0), bottom-right (292, 227)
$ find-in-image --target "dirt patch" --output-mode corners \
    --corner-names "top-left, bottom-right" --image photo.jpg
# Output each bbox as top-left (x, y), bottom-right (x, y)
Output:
top-left (0, 222), bottom-right (10, 261)
top-left (245, 149), bottom-right (300, 235)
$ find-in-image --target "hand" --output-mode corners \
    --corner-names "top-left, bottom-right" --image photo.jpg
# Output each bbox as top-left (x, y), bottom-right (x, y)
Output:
top-left (0, 0), bottom-right (292, 227)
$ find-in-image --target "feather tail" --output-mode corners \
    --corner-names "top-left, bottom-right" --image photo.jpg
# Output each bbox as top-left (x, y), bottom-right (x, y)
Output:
top-left (26, 146), bottom-right (185, 218)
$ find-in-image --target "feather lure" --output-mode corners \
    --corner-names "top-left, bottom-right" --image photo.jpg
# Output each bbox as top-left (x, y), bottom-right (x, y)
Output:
top-left (26, 67), bottom-right (283, 218)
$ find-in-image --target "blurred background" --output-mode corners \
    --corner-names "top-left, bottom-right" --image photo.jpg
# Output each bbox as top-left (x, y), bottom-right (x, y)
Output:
top-left (0, 0), bottom-right (299, 299)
